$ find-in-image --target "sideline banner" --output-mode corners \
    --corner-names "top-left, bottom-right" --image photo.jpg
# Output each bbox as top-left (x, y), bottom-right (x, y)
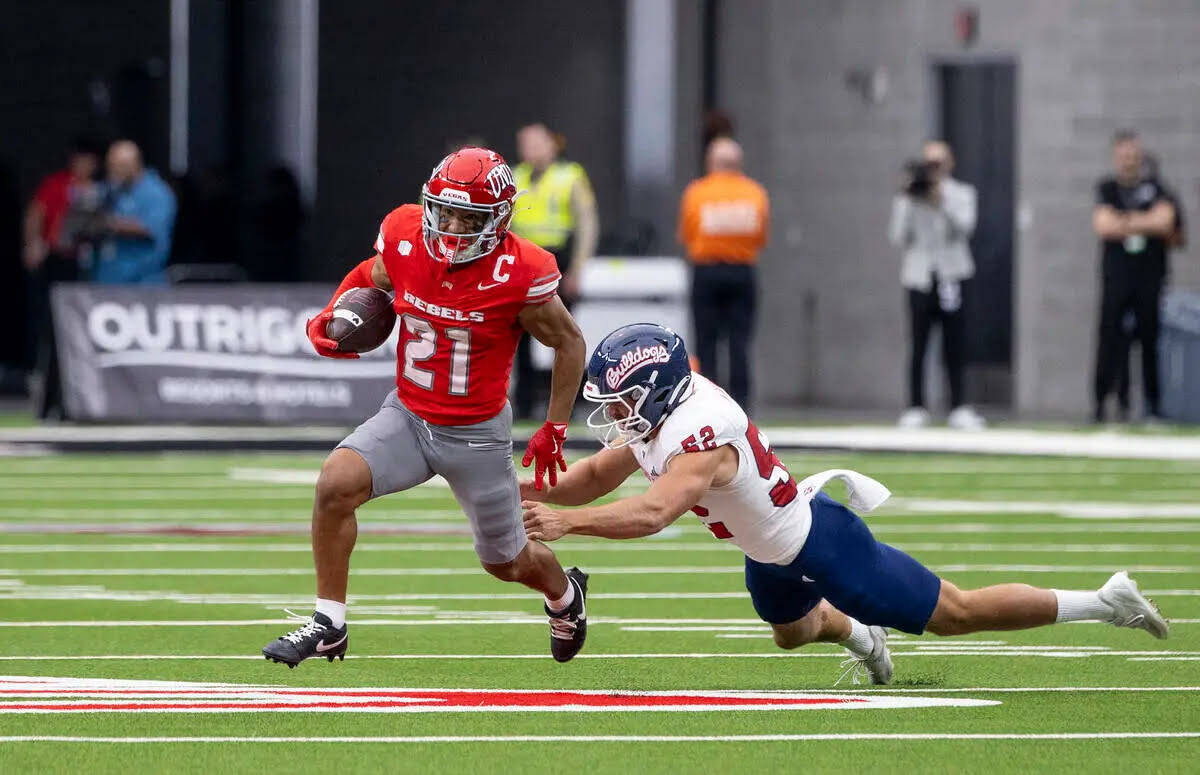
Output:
top-left (51, 284), bottom-right (398, 422)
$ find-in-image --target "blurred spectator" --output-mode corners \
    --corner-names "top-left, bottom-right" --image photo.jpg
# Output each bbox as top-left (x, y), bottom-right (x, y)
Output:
top-left (889, 140), bottom-right (983, 430)
top-left (1092, 131), bottom-right (1177, 423)
top-left (93, 139), bottom-right (177, 284)
top-left (510, 123), bottom-right (598, 419)
top-left (22, 137), bottom-right (101, 417)
top-left (677, 137), bottom-right (769, 409)
top-left (1114, 152), bottom-right (1187, 419)
top-left (23, 136), bottom-right (101, 276)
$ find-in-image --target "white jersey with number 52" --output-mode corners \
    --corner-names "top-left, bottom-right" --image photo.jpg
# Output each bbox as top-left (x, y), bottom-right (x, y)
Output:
top-left (629, 373), bottom-right (811, 565)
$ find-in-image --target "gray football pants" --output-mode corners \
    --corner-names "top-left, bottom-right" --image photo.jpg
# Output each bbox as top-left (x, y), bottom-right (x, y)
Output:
top-left (337, 390), bottom-right (526, 565)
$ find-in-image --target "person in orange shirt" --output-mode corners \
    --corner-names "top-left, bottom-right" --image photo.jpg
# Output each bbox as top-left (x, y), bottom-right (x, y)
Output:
top-left (677, 137), bottom-right (769, 408)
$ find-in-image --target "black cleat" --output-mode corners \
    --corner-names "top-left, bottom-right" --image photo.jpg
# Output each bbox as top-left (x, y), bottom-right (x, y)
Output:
top-left (546, 567), bottom-right (588, 663)
top-left (261, 611), bottom-right (348, 668)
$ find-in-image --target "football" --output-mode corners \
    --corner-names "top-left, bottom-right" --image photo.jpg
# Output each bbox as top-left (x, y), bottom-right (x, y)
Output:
top-left (325, 286), bottom-right (397, 353)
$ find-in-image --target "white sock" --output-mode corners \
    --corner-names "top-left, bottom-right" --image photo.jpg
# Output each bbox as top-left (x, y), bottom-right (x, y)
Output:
top-left (546, 579), bottom-right (576, 613)
top-left (1053, 589), bottom-right (1112, 623)
top-left (838, 617), bottom-right (874, 657)
top-left (315, 598), bottom-right (346, 629)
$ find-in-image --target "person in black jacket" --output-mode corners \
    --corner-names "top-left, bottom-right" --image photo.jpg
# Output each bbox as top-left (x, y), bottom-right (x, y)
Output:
top-left (1092, 131), bottom-right (1177, 422)
top-left (1113, 152), bottom-right (1186, 420)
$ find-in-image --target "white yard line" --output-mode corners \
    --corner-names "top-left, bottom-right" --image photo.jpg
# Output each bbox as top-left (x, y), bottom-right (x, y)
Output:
top-left (227, 468), bottom-right (450, 488)
top-left (0, 541), bottom-right (728, 554)
top-left (0, 651), bottom-right (1194, 660)
top-left (0, 732), bottom-right (1196, 743)
top-left (0, 563), bottom-right (1193, 577)
top-left (0, 589), bottom-right (756, 604)
top-left (6, 587), bottom-right (1192, 605)
top-left (0, 541), bottom-right (1193, 554)
top-left (5, 521), bottom-right (1200, 536)
top-left (872, 524), bottom-right (1200, 534)
top-left (1, 618), bottom-right (763, 627)
top-left (766, 426), bottom-right (1200, 460)
top-left (889, 498), bottom-right (1200, 520)
top-left (1127, 657), bottom-right (1200, 661)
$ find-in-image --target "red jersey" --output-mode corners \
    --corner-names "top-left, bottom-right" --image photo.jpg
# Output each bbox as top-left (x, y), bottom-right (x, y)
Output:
top-left (374, 204), bottom-right (561, 425)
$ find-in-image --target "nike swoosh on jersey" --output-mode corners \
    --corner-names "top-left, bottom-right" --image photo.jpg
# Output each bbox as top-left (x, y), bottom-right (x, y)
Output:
top-left (477, 281), bottom-right (503, 291)
top-left (315, 634), bottom-right (348, 652)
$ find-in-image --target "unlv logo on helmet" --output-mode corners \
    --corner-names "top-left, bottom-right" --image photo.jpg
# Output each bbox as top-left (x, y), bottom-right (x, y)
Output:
top-left (486, 164), bottom-right (516, 198)
top-left (421, 147), bottom-right (517, 265)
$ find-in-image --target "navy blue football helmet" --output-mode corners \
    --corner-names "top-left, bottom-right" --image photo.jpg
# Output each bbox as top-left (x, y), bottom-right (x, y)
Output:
top-left (583, 323), bottom-right (694, 448)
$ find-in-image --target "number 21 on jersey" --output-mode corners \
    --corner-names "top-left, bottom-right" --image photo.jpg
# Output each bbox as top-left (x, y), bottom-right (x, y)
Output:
top-left (401, 314), bottom-right (471, 396)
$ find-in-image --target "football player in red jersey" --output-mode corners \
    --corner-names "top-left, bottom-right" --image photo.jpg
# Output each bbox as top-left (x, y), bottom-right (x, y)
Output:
top-left (263, 148), bottom-right (589, 668)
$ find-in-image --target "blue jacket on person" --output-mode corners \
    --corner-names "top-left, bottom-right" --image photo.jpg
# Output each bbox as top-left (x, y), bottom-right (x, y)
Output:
top-left (94, 169), bottom-right (177, 284)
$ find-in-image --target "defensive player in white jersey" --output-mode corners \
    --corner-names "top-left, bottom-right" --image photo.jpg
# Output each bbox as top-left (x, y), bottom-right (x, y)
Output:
top-left (521, 324), bottom-right (1169, 684)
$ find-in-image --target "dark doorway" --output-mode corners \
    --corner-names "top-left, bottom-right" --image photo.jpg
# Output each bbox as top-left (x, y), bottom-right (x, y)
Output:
top-left (935, 59), bottom-right (1017, 406)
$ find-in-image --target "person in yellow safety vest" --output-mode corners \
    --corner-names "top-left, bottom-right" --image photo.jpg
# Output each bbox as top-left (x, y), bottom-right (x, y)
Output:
top-left (511, 123), bottom-right (599, 419)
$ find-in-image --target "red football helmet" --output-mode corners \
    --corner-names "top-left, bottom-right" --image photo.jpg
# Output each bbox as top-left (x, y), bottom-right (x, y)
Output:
top-left (421, 147), bottom-right (518, 265)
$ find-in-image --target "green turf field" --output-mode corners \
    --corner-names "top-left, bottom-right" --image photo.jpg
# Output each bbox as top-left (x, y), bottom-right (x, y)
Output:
top-left (0, 450), bottom-right (1196, 773)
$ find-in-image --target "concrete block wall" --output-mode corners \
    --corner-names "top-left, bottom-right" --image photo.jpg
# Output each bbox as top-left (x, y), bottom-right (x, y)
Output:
top-left (716, 0), bottom-right (1200, 417)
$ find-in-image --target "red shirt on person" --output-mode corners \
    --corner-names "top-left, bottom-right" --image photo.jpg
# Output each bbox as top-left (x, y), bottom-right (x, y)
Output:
top-left (31, 170), bottom-right (75, 251)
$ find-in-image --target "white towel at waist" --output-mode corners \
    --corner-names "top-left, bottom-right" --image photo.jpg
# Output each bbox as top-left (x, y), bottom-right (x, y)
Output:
top-left (797, 469), bottom-right (891, 513)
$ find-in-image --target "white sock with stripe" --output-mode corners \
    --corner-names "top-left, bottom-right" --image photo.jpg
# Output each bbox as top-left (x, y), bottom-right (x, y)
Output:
top-left (546, 578), bottom-right (576, 613)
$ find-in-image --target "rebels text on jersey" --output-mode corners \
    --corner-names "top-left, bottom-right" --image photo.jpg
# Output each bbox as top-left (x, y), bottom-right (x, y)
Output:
top-left (375, 204), bottom-right (561, 425)
top-left (630, 374), bottom-right (812, 565)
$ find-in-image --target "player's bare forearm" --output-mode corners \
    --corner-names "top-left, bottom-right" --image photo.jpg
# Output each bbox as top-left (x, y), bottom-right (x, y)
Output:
top-left (535, 493), bottom-right (680, 540)
top-left (524, 451), bottom-right (720, 542)
top-left (518, 296), bottom-right (586, 425)
top-left (370, 255), bottom-right (393, 291)
top-left (533, 446), bottom-right (640, 507)
top-left (546, 334), bottom-right (586, 424)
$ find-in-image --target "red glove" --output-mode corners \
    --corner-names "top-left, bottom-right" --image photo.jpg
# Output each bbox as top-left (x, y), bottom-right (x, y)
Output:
top-left (305, 310), bottom-right (359, 359)
top-left (306, 257), bottom-right (377, 359)
top-left (522, 422), bottom-right (568, 490)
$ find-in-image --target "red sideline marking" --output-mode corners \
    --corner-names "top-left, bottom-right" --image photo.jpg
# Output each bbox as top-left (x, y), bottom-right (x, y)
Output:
top-left (5, 698), bottom-right (858, 712)
top-left (0, 688), bottom-right (857, 706)
top-left (0, 679), bottom-right (1000, 713)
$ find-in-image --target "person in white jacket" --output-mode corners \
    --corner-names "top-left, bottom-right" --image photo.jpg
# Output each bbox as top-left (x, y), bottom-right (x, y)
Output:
top-left (888, 141), bottom-right (984, 430)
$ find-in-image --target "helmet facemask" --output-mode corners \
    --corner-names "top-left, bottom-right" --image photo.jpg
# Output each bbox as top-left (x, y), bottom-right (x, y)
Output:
top-left (420, 188), bottom-right (512, 265)
top-left (583, 382), bottom-right (656, 449)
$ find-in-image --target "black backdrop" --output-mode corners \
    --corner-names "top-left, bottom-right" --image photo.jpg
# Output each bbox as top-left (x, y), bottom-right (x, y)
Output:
top-left (313, 1), bottom-right (627, 280)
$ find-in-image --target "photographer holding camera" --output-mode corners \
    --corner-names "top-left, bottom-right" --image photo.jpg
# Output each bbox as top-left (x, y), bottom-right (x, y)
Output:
top-left (888, 140), bottom-right (983, 430)
top-left (88, 140), bottom-right (177, 285)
